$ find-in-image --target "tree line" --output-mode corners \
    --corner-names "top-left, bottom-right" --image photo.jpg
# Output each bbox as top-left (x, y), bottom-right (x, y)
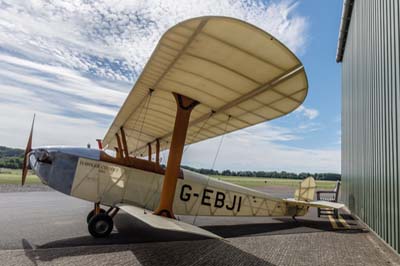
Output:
top-left (0, 146), bottom-right (24, 169)
top-left (181, 165), bottom-right (341, 181)
top-left (0, 146), bottom-right (341, 180)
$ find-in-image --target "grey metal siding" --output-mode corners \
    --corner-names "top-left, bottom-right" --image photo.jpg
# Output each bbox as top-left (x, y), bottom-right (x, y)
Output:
top-left (341, 0), bottom-right (400, 253)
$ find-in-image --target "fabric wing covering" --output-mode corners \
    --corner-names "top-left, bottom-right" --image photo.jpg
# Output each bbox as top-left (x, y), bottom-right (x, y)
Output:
top-left (103, 16), bottom-right (308, 158)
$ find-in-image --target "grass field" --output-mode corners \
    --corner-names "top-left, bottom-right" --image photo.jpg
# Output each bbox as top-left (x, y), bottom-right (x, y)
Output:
top-left (0, 169), bottom-right (336, 189)
top-left (211, 176), bottom-right (337, 189)
top-left (0, 169), bottom-right (41, 184)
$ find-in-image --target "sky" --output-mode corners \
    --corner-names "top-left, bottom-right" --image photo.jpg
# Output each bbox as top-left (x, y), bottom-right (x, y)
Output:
top-left (0, 0), bottom-right (343, 173)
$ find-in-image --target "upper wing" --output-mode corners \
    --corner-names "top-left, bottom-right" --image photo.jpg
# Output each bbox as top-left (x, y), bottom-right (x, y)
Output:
top-left (117, 204), bottom-right (221, 239)
top-left (103, 16), bottom-right (308, 157)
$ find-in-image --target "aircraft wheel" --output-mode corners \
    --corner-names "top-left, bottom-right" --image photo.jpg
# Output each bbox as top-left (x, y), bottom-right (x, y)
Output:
top-left (88, 213), bottom-right (114, 238)
top-left (86, 208), bottom-right (106, 223)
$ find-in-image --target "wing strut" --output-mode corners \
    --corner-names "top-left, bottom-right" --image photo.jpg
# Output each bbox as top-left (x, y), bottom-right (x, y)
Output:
top-left (115, 133), bottom-right (124, 158)
top-left (147, 143), bottom-right (152, 161)
top-left (120, 127), bottom-right (129, 158)
top-left (155, 139), bottom-right (160, 165)
top-left (154, 93), bottom-right (199, 218)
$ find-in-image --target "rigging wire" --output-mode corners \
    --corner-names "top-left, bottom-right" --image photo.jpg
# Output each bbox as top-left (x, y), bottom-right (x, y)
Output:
top-left (143, 140), bottom-right (169, 209)
top-left (131, 93), bottom-right (150, 132)
top-left (134, 90), bottom-right (153, 155)
top-left (183, 111), bottom-right (213, 154)
top-left (192, 114), bottom-right (231, 225)
top-left (116, 92), bottom-right (149, 157)
top-left (161, 141), bottom-right (168, 165)
top-left (211, 115), bottom-right (231, 170)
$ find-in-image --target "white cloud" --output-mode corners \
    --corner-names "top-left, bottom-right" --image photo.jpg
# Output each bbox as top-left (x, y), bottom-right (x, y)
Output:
top-left (0, 0), bottom-right (329, 172)
top-left (0, 96), bottom-right (105, 148)
top-left (75, 103), bottom-right (117, 116)
top-left (178, 121), bottom-right (339, 173)
top-left (182, 125), bottom-right (340, 173)
top-left (0, 0), bottom-right (308, 83)
top-left (295, 105), bottom-right (319, 120)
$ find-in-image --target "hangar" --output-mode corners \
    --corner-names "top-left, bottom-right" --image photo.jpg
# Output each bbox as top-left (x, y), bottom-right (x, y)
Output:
top-left (337, 0), bottom-right (400, 253)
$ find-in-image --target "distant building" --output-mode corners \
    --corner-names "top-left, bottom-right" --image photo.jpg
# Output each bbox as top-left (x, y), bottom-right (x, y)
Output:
top-left (337, 0), bottom-right (400, 253)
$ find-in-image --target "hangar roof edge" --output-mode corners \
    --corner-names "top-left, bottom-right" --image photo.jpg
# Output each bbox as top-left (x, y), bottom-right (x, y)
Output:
top-left (336, 0), bottom-right (354, 63)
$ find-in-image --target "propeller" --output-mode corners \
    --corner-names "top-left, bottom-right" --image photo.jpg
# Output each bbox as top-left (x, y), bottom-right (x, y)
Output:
top-left (21, 114), bottom-right (35, 186)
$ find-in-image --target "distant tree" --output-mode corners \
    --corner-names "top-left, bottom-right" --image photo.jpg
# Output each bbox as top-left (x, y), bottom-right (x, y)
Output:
top-left (0, 146), bottom-right (342, 179)
top-left (180, 164), bottom-right (341, 181)
top-left (221, 169), bottom-right (231, 176)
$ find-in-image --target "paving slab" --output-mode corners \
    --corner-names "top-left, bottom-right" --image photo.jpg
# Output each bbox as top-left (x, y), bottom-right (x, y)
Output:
top-left (0, 189), bottom-right (398, 265)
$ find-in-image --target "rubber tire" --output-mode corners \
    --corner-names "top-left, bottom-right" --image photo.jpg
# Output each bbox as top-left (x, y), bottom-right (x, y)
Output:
top-left (88, 213), bottom-right (114, 238)
top-left (86, 208), bottom-right (106, 223)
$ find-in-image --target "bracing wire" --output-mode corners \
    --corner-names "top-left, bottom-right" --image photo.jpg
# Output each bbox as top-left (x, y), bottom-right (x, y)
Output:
top-left (118, 93), bottom-right (149, 157)
top-left (211, 115), bottom-right (231, 170)
top-left (134, 90), bottom-right (153, 155)
top-left (183, 112), bottom-right (213, 154)
top-left (131, 93), bottom-right (150, 132)
top-left (161, 141), bottom-right (168, 165)
top-left (192, 114), bottom-right (231, 226)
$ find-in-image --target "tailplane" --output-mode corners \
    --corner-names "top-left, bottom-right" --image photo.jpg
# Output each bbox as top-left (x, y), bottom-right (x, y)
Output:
top-left (286, 177), bottom-right (344, 214)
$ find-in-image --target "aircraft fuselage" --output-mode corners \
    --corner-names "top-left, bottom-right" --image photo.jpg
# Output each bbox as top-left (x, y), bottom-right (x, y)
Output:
top-left (29, 146), bottom-right (308, 218)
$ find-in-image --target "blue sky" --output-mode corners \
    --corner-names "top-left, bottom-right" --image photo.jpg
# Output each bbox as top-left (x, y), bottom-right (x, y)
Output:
top-left (0, 0), bottom-right (343, 173)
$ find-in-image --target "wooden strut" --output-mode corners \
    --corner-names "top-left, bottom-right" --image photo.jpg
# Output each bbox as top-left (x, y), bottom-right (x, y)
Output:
top-left (154, 93), bottom-right (199, 218)
top-left (147, 143), bottom-right (152, 162)
top-left (115, 147), bottom-right (121, 159)
top-left (120, 127), bottom-right (129, 159)
top-left (115, 133), bottom-right (124, 159)
top-left (96, 139), bottom-right (103, 150)
top-left (155, 139), bottom-right (160, 165)
top-left (95, 202), bottom-right (100, 215)
top-left (102, 126), bottom-right (184, 178)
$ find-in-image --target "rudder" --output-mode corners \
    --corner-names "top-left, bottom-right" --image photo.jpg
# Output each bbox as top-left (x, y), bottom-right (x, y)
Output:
top-left (294, 177), bottom-right (316, 202)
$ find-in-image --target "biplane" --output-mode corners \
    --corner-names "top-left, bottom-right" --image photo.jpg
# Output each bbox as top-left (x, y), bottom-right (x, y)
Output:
top-left (22, 16), bottom-right (343, 239)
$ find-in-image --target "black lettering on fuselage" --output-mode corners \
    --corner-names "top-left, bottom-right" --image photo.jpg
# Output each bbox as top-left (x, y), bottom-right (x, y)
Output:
top-left (214, 192), bottom-right (225, 208)
top-left (180, 185), bottom-right (242, 213)
top-left (226, 195), bottom-right (243, 212)
top-left (180, 184), bottom-right (192, 202)
top-left (201, 189), bottom-right (213, 206)
top-left (237, 196), bottom-right (242, 212)
top-left (226, 195), bottom-right (236, 210)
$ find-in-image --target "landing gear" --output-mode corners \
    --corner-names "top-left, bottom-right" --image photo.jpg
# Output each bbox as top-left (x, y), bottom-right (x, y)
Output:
top-left (87, 203), bottom-right (120, 238)
top-left (88, 213), bottom-right (114, 238)
top-left (86, 208), bottom-right (105, 223)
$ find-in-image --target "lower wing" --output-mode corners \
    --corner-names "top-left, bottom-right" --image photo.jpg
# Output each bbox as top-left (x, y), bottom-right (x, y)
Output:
top-left (117, 204), bottom-right (222, 239)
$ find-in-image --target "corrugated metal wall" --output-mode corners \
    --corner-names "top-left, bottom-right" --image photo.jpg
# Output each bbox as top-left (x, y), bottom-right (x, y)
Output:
top-left (341, 0), bottom-right (400, 253)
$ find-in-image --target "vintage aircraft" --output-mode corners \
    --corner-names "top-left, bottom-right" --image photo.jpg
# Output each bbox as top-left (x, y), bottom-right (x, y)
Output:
top-left (22, 16), bottom-right (343, 239)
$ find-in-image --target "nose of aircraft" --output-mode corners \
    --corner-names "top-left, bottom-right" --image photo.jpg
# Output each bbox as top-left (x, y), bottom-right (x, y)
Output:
top-left (29, 148), bottom-right (53, 185)
top-left (28, 146), bottom-right (98, 195)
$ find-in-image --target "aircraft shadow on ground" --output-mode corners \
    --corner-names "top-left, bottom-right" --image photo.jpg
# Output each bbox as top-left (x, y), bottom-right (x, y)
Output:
top-left (35, 213), bottom-right (362, 250)
top-left (23, 238), bottom-right (277, 266)
top-left (20, 213), bottom-right (365, 265)
top-left (204, 217), bottom-right (366, 238)
top-left (36, 213), bottom-right (365, 249)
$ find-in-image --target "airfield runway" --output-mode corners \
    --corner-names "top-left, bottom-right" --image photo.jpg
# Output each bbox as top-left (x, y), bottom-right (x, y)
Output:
top-left (0, 188), bottom-right (399, 265)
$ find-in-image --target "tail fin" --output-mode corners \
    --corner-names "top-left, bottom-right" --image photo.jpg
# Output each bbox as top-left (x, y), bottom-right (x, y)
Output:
top-left (294, 177), bottom-right (316, 202)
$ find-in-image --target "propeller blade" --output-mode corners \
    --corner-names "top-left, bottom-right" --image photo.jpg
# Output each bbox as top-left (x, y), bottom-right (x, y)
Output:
top-left (22, 114), bottom-right (35, 186)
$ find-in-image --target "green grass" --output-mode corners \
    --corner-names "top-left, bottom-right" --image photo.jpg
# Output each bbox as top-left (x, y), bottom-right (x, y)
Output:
top-left (0, 169), bottom-right (336, 189)
top-left (0, 169), bottom-right (41, 185)
top-left (211, 175), bottom-right (337, 189)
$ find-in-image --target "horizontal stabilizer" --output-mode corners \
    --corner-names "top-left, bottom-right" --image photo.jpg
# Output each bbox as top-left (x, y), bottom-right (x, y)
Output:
top-left (285, 198), bottom-right (345, 209)
top-left (117, 204), bottom-right (222, 239)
